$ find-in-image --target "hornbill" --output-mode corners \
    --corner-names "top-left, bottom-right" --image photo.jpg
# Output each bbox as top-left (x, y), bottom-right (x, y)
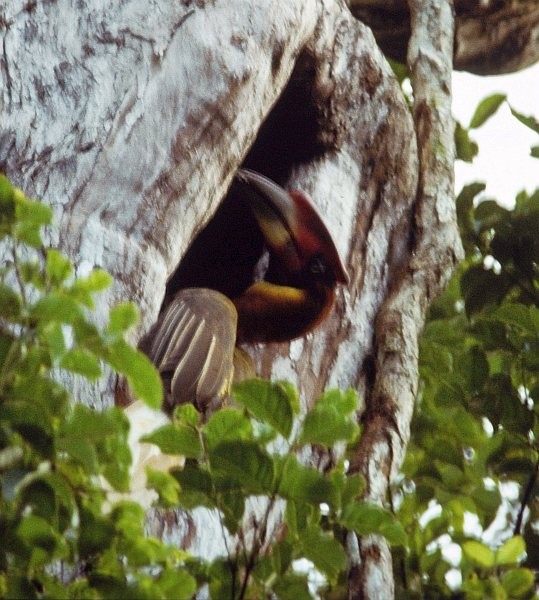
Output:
top-left (139, 169), bottom-right (348, 412)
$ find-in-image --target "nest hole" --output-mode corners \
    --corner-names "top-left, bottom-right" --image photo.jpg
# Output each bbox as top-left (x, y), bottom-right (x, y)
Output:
top-left (242, 52), bottom-right (333, 184)
top-left (166, 54), bottom-right (333, 302)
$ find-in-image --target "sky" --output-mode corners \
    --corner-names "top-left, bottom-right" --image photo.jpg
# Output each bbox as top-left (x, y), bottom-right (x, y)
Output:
top-left (452, 62), bottom-right (539, 208)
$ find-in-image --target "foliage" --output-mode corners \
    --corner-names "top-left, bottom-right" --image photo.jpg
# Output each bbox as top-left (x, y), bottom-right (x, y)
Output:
top-left (145, 382), bottom-right (408, 599)
top-left (455, 93), bottom-right (539, 164)
top-left (0, 176), bottom-right (409, 598)
top-left (394, 94), bottom-right (539, 599)
top-left (0, 175), bottom-right (198, 599)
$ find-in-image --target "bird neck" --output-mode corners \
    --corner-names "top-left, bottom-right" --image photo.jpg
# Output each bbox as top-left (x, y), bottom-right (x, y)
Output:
top-left (234, 280), bottom-right (335, 344)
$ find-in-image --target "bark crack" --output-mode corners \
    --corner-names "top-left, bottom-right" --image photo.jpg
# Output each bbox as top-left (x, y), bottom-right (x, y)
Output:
top-left (1, 29), bottom-right (13, 106)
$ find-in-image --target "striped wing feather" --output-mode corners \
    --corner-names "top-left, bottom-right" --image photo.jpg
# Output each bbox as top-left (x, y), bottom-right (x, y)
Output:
top-left (143, 288), bottom-right (238, 410)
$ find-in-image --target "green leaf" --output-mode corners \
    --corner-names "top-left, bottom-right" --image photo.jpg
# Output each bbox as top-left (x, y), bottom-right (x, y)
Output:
top-left (232, 378), bottom-right (296, 438)
top-left (173, 461), bottom-right (215, 509)
top-left (471, 486), bottom-right (501, 517)
top-left (268, 539), bottom-right (293, 576)
top-left (0, 329), bottom-right (21, 381)
top-left (0, 174), bottom-right (15, 217)
top-left (218, 489), bottom-right (245, 534)
top-left (278, 455), bottom-right (337, 507)
top-left (300, 527), bottom-right (347, 580)
top-left (379, 521), bottom-right (408, 546)
top-left (5, 577), bottom-right (38, 600)
top-left (208, 559), bottom-right (235, 600)
top-left (106, 302), bottom-right (139, 337)
top-left (501, 568), bottom-right (534, 597)
top-left (496, 535), bottom-right (526, 565)
top-left (60, 348), bottom-right (102, 379)
top-left (99, 423), bottom-right (132, 492)
top-left (154, 569), bottom-right (196, 600)
top-left (57, 433), bottom-right (99, 474)
top-left (110, 500), bottom-right (145, 536)
top-left (41, 472), bottom-right (76, 515)
top-left (210, 440), bottom-right (274, 493)
top-left (17, 514), bottom-right (66, 556)
top-left (13, 193), bottom-right (52, 247)
top-left (475, 199), bottom-right (510, 230)
top-left (461, 265), bottom-right (512, 316)
top-left (272, 573), bottom-right (312, 600)
top-left (4, 397), bottom-right (54, 441)
top-left (72, 319), bottom-right (104, 355)
top-left (14, 190), bottom-right (52, 226)
top-left (18, 477), bottom-right (56, 521)
top-left (462, 540), bottom-right (495, 568)
top-left (434, 460), bottom-right (464, 487)
top-left (531, 145), bottom-right (539, 158)
top-left (78, 506), bottom-right (115, 558)
top-left (493, 303), bottom-right (537, 336)
top-left (451, 345), bottom-right (489, 394)
top-left (45, 249), bottom-right (73, 285)
top-left (510, 105), bottom-right (539, 133)
top-left (456, 182), bottom-right (486, 237)
top-left (73, 268), bottom-right (113, 292)
top-left (42, 321), bottom-right (66, 359)
top-left (69, 269), bottom-right (112, 306)
top-left (141, 423), bottom-right (202, 458)
top-left (107, 339), bottom-right (163, 409)
top-left (455, 122), bottom-right (478, 163)
top-left (173, 403), bottom-right (200, 427)
top-left (19, 260), bottom-right (44, 288)
top-left (469, 94), bottom-right (506, 129)
top-left (59, 406), bottom-right (131, 490)
top-left (341, 473), bottom-right (366, 508)
top-left (299, 388), bottom-right (360, 447)
top-left (483, 374), bottom-right (533, 434)
top-left (0, 282), bottom-right (22, 320)
top-left (146, 468), bottom-right (181, 507)
top-left (204, 408), bottom-right (252, 449)
top-left (31, 294), bottom-right (83, 324)
top-left (340, 502), bottom-right (406, 546)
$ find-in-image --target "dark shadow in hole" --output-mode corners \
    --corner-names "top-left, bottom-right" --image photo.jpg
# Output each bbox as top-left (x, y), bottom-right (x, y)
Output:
top-left (166, 55), bottom-right (328, 302)
top-left (242, 53), bottom-right (328, 185)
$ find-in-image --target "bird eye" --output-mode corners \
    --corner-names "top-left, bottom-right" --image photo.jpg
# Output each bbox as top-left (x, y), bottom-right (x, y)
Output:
top-left (309, 255), bottom-right (327, 276)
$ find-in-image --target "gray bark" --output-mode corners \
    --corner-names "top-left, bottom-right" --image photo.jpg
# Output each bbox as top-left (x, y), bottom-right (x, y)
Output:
top-left (348, 0), bottom-right (463, 596)
top-left (0, 0), bottom-right (461, 597)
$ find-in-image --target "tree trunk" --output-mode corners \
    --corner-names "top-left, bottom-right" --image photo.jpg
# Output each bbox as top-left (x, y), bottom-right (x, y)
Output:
top-left (1, 0), bottom-right (464, 597)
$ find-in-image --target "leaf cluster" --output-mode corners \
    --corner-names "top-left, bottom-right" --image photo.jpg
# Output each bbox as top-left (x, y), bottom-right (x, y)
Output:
top-left (454, 94), bottom-right (539, 164)
top-left (0, 176), bottom-right (198, 599)
top-left (395, 169), bottom-right (538, 597)
top-left (144, 381), bottom-right (407, 599)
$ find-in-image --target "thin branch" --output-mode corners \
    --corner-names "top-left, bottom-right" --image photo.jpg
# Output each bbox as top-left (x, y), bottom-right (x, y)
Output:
top-left (514, 455), bottom-right (539, 536)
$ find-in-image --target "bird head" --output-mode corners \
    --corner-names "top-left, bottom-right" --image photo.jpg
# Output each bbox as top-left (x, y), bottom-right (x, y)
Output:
top-left (235, 169), bottom-right (348, 288)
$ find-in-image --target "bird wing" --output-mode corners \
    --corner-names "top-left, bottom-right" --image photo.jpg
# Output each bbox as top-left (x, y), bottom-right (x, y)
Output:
top-left (140, 288), bottom-right (238, 411)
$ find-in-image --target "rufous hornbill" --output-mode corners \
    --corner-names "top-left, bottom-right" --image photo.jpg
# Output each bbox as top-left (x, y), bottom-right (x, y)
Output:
top-left (139, 169), bottom-right (348, 412)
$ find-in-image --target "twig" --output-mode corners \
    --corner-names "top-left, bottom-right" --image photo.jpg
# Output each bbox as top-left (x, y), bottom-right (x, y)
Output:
top-left (513, 454), bottom-right (539, 536)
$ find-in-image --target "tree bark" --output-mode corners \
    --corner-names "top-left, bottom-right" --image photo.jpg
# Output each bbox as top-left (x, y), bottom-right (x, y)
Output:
top-left (349, 0), bottom-right (539, 75)
top-left (347, 0), bottom-right (463, 596)
top-left (1, 0), bottom-right (462, 597)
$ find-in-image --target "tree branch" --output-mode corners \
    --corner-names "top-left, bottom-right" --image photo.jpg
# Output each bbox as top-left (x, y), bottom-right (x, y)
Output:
top-left (349, 0), bottom-right (539, 75)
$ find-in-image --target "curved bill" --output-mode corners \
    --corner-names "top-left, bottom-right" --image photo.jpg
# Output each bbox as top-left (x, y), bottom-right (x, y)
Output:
top-left (235, 168), bottom-right (348, 283)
